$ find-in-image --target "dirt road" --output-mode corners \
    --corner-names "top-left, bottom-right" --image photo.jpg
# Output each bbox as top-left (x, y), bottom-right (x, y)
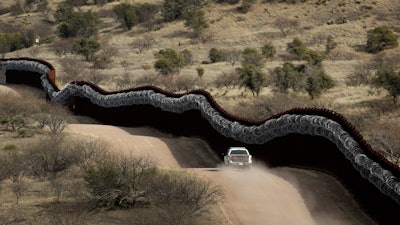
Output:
top-left (67, 124), bottom-right (376, 225)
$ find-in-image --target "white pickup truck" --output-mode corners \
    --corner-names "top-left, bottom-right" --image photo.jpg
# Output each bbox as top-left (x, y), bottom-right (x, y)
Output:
top-left (223, 147), bottom-right (252, 167)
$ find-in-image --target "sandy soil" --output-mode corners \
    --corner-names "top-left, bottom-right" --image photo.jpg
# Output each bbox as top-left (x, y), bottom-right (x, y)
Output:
top-left (67, 124), bottom-right (377, 225)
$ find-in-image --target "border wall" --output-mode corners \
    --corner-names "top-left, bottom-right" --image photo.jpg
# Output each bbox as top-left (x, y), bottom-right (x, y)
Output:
top-left (1, 57), bottom-right (400, 224)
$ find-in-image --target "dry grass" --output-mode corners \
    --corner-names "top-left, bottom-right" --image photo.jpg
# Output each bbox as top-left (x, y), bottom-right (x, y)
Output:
top-left (1, 0), bottom-right (399, 148)
top-left (1, 0), bottom-right (400, 221)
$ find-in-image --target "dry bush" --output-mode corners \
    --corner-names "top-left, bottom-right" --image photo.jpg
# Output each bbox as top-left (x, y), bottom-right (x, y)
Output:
top-left (53, 39), bottom-right (74, 57)
top-left (214, 70), bottom-right (241, 89)
top-left (170, 75), bottom-right (197, 92)
top-left (24, 134), bottom-right (78, 180)
top-left (347, 62), bottom-right (374, 86)
top-left (71, 136), bottom-right (110, 172)
top-left (84, 154), bottom-right (156, 209)
top-left (131, 35), bottom-right (155, 54)
top-left (364, 120), bottom-right (400, 165)
top-left (148, 170), bottom-right (222, 225)
top-left (10, 180), bottom-right (29, 204)
top-left (58, 57), bottom-right (84, 84)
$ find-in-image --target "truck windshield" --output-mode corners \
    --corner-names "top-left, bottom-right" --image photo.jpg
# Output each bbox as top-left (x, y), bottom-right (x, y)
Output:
top-left (231, 150), bottom-right (247, 154)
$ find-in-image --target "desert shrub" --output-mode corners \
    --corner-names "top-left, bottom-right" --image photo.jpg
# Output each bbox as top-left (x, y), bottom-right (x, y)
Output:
top-left (148, 170), bottom-right (221, 225)
top-left (214, 70), bottom-right (242, 89)
top-left (84, 155), bottom-right (156, 209)
top-left (1, 151), bottom-right (27, 183)
top-left (366, 26), bottom-right (398, 53)
top-left (171, 75), bottom-right (197, 92)
top-left (3, 143), bottom-right (16, 150)
top-left (180, 49), bottom-right (194, 66)
top-left (58, 10), bottom-right (101, 38)
top-left (237, 0), bottom-right (256, 13)
top-left (73, 38), bottom-right (101, 61)
top-left (273, 62), bottom-right (305, 93)
top-left (304, 65), bottom-right (334, 99)
top-left (131, 35), bottom-right (155, 54)
top-left (17, 128), bottom-right (34, 137)
top-left (274, 17), bottom-right (300, 37)
top-left (0, 114), bottom-right (26, 132)
top-left (184, 8), bottom-right (209, 37)
top-left (154, 48), bottom-right (185, 75)
top-left (273, 62), bottom-right (333, 99)
top-left (25, 135), bottom-right (78, 180)
top-left (136, 3), bottom-right (159, 30)
top-left (71, 137), bottom-right (110, 172)
top-left (347, 62), bottom-right (374, 86)
top-left (162, 0), bottom-right (203, 22)
top-left (287, 38), bottom-right (325, 65)
top-left (225, 49), bottom-right (241, 67)
top-left (208, 48), bottom-right (226, 63)
top-left (0, 32), bottom-right (32, 55)
top-left (372, 66), bottom-right (400, 103)
top-left (53, 39), bottom-right (74, 56)
top-left (261, 43), bottom-right (276, 60)
top-left (325, 35), bottom-right (337, 55)
top-left (113, 3), bottom-right (138, 30)
top-left (10, 2), bottom-right (25, 16)
top-left (236, 64), bottom-right (265, 97)
top-left (241, 47), bottom-right (265, 69)
top-left (92, 53), bottom-right (112, 69)
top-left (196, 67), bottom-right (205, 79)
top-left (95, 0), bottom-right (116, 5)
top-left (54, 2), bottom-right (74, 23)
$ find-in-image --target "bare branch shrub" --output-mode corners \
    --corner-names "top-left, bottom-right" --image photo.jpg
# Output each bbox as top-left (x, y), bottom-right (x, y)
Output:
top-left (214, 70), bottom-right (241, 89)
top-left (58, 57), bottom-right (84, 84)
top-left (131, 35), bottom-right (155, 54)
top-left (10, 180), bottom-right (28, 204)
top-left (171, 75), bottom-right (197, 92)
top-left (225, 49), bottom-right (242, 67)
top-left (273, 17), bottom-right (299, 37)
top-left (71, 137), bottom-right (110, 172)
top-left (1, 151), bottom-right (26, 183)
top-left (53, 39), bottom-right (74, 57)
top-left (84, 155), bottom-right (156, 209)
top-left (25, 135), bottom-right (77, 180)
top-left (347, 62), bottom-right (374, 86)
top-left (148, 170), bottom-right (221, 225)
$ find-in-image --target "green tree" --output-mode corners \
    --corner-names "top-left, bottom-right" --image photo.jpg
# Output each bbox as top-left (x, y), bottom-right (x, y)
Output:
top-left (136, 3), bottom-right (159, 30)
top-left (73, 38), bottom-right (101, 61)
top-left (287, 37), bottom-right (308, 60)
top-left (366, 26), bottom-right (398, 53)
top-left (273, 62), bottom-right (305, 93)
top-left (261, 43), bottom-right (276, 60)
top-left (113, 3), bottom-right (138, 30)
top-left (287, 38), bottom-right (325, 65)
top-left (373, 66), bottom-right (400, 103)
top-left (184, 9), bottom-right (209, 37)
top-left (305, 66), bottom-right (334, 100)
top-left (209, 48), bottom-right (226, 63)
top-left (54, 2), bottom-right (74, 23)
top-left (236, 64), bottom-right (265, 96)
top-left (241, 47), bottom-right (265, 69)
top-left (154, 48), bottom-right (185, 75)
top-left (58, 10), bottom-right (101, 38)
top-left (162, 0), bottom-right (203, 22)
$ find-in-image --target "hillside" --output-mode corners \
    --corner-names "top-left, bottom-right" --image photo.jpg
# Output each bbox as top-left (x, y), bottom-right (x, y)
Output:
top-left (1, 0), bottom-right (400, 159)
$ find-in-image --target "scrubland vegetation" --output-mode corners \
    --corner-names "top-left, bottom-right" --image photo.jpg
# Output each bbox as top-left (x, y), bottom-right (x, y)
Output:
top-left (1, 0), bottom-right (400, 222)
top-left (0, 87), bottom-right (222, 224)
